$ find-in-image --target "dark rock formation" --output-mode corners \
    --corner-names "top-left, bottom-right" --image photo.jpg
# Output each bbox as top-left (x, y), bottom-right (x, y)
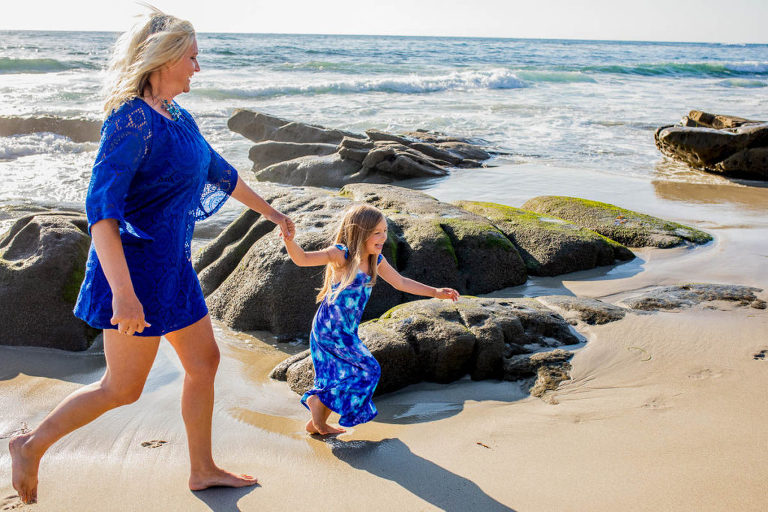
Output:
top-left (193, 184), bottom-right (528, 337)
top-left (227, 109), bottom-right (495, 187)
top-left (456, 201), bottom-right (634, 276)
top-left (521, 196), bottom-right (712, 248)
top-left (0, 212), bottom-right (98, 350)
top-left (536, 296), bottom-right (627, 325)
top-left (269, 297), bottom-right (582, 396)
top-left (654, 110), bottom-right (768, 180)
top-left (619, 283), bottom-right (766, 311)
top-left (0, 116), bottom-right (101, 143)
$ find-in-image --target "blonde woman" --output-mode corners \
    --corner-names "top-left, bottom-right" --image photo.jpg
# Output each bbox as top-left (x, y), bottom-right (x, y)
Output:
top-left (9, 8), bottom-right (293, 504)
top-left (281, 204), bottom-right (459, 435)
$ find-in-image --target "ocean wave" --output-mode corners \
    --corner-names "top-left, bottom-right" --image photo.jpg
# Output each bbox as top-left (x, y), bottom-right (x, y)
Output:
top-left (515, 70), bottom-right (596, 83)
top-left (193, 69), bottom-right (526, 99)
top-left (719, 78), bottom-right (767, 88)
top-left (582, 61), bottom-right (768, 78)
top-left (0, 57), bottom-right (96, 74)
top-left (0, 132), bottom-right (95, 161)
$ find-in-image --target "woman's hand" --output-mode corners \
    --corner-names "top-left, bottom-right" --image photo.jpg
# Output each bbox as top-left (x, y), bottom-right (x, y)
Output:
top-left (434, 288), bottom-right (460, 301)
top-left (110, 289), bottom-right (151, 336)
top-left (268, 211), bottom-right (295, 240)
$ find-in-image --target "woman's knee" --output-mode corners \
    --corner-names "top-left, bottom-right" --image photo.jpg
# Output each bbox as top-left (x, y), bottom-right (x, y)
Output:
top-left (184, 344), bottom-right (220, 379)
top-left (100, 379), bottom-right (145, 406)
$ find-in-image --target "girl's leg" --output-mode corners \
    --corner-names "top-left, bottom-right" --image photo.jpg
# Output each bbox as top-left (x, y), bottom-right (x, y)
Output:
top-left (10, 330), bottom-right (160, 504)
top-left (305, 395), bottom-right (345, 435)
top-left (164, 314), bottom-right (257, 490)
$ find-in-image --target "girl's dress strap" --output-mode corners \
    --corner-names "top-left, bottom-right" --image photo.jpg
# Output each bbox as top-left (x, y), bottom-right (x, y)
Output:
top-left (334, 243), bottom-right (349, 259)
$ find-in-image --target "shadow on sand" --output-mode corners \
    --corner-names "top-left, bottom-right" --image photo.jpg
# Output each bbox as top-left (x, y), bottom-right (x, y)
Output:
top-left (328, 437), bottom-right (517, 511)
top-left (191, 484), bottom-right (261, 512)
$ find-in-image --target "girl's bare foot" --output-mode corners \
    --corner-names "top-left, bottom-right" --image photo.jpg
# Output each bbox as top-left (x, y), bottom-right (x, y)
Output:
top-left (306, 418), bottom-right (346, 435)
top-left (9, 433), bottom-right (40, 504)
top-left (189, 466), bottom-right (259, 491)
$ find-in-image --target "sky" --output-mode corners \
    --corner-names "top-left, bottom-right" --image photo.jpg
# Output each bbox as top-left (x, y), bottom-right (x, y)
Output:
top-left (2, 0), bottom-right (767, 44)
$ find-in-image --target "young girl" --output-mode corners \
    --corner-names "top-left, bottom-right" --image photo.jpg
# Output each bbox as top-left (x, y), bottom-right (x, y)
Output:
top-left (282, 204), bottom-right (459, 435)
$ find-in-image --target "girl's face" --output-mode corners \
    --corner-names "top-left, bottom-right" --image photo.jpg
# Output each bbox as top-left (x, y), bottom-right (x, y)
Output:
top-left (163, 38), bottom-right (199, 95)
top-left (364, 218), bottom-right (387, 256)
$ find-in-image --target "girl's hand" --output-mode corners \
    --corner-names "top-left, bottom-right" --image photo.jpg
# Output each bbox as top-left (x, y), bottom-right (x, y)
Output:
top-left (435, 288), bottom-right (460, 301)
top-left (110, 289), bottom-right (151, 336)
top-left (269, 211), bottom-right (295, 240)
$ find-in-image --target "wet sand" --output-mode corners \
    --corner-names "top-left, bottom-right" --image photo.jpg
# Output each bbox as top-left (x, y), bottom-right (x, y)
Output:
top-left (1, 163), bottom-right (767, 511)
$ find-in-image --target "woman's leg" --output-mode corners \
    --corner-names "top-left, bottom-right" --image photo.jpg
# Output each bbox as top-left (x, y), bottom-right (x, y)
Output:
top-left (10, 330), bottom-right (160, 504)
top-left (164, 314), bottom-right (258, 490)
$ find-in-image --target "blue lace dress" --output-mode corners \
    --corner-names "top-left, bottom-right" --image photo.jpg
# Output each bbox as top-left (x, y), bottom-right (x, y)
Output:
top-left (73, 98), bottom-right (237, 337)
top-left (301, 245), bottom-right (383, 427)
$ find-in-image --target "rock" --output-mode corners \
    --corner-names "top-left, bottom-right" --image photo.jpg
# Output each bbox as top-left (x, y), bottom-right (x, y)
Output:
top-left (655, 110), bottom-right (768, 180)
top-left (0, 212), bottom-right (99, 350)
top-left (620, 283), bottom-right (765, 311)
top-left (521, 196), bottom-right (712, 248)
top-left (0, 116), bottom-right (101, 143)
top-left (341, 184), bottom-right (528, 295)
top-left (228, 109), bottom-right (359, 145)
top-left (456, 201), bottom-right (634, 276)
top-left (249, 141), bottom-right (338, 171)
top-left (228, 109), bottom-right (496, 188)
top-left (535, 296), bottom-right (627, 325)
top-left (270, 297), bottom-right (582, 396)
top-left (194, 184), bottom-right (529, 337)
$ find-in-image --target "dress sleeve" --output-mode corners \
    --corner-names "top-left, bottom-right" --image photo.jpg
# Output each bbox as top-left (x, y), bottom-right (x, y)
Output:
top-left (194, 142), bottom-right (239, 221)
top-left (180, 107), bottom-right (239, 221)
top-left (377, 253), bottom-right (384, 265)
top-left (334, 244), bottom-right (350, 259)
top-left (85, 103), bottom-right (153, 241)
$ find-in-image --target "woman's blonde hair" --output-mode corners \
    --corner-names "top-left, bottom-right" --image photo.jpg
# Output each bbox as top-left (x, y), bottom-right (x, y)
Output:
top-left (103, 5), bottom-right (196, 116)
top-left (317, 204), bottom-right (386, 303)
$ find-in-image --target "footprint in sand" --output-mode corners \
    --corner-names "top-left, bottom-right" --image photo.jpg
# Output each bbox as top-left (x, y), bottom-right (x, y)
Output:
top-left (1, 495), bottom-right (25, 511)
top-left (753, 349), bottom-right (768, 360)
top-left (688, 368), bottom-right (723, 380)
top-left (140, 440), bottom-right (167, 448)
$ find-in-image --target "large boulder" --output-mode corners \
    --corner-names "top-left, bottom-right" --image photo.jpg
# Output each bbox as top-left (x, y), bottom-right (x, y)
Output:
top-left (521, 196), bottom-right (712, 248)
top-left (455, 201), bottom-right (634, 276)
top-left (0, 116), bottom-right (101, 143)
top-left (270, 297), bottom-right (582, 396)
top-left (227, 109), bottom-right (495, 187)
top-left (193, 184), bottom-right (528, 338)
top-left (619, 284), bottom-right (766, 311)
top-left (0, 212), bottom-right (98, 350)
top-left (654, 110), bottom-right (768, 180)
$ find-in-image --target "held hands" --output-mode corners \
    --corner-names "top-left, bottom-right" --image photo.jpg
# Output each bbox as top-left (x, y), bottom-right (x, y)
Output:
top-left (110, 289), bottom-right (151, 336)
top-left (269, 211), bottom-right (295, 240)
top-left (434, 287), bottom-right (460, 301)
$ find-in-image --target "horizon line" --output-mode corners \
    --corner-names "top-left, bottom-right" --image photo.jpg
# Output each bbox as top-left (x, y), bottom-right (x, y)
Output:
top-left (0, 28), bottom-right (765, 46)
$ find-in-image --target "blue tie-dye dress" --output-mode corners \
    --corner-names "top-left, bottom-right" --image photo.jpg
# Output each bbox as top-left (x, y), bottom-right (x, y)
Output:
top-left (301, 244), bottom-right (383, 427)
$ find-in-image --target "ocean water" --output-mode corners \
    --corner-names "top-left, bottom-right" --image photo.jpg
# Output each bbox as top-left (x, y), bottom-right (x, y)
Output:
top-left (1, 30), bottom-right (767, 230)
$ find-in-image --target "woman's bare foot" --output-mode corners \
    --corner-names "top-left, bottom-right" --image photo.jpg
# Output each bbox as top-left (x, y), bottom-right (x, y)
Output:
top-left (9, 433), bottom-right (40, 504)
top-left (189, 466), bottom-right (259, 491)
top-left (306, 418), bottom-right (346, 435)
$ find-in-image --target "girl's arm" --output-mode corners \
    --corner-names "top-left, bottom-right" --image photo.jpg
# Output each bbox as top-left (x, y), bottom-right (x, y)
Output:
top-left (230, 176), bottom-right (295, 238)
top-left (90, 219), bottom-right (151, 335)
top-left (282, 230), bottom-right (346, 268)
top-left (377, 257), bottom-right (459, 301)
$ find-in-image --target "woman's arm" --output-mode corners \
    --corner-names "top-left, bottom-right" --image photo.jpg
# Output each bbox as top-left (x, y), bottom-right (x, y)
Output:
top-left (377, 257), bottom-right (459, 300)
top-left (230, 176), bottom-right (294, 238)
top-left (90, 219), bottom-right (150, 334)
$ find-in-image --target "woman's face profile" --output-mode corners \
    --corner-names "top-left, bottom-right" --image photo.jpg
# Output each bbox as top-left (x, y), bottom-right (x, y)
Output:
top-left (163, 38), bottom-right (199, 94)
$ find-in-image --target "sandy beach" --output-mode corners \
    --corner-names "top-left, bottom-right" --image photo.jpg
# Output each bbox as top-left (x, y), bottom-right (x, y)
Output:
top-left (1, 160), bottom-right (767, 511)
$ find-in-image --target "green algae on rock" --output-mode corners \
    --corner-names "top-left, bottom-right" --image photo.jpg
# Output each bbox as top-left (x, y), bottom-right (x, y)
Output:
top-left (521, 196), bottom-right (712, 248)
top-left (455, 200), bottom-right (634, 276)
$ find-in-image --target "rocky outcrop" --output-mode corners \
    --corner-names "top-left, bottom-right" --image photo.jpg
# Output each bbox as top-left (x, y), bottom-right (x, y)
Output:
top-left (270, 283), bottom-right (766, 399)
top-left (193, 184), bottom-right (528, 337)
top-left (654, 110), bottom-right (768, 181)
top-left (455, 201), bottom-right (634, 276)
top-left (269, 297), bottom-right (583, 396)
top-left (227, 109), bottom-right (494, 187)
top-left (619, 283), bottom-right (766, 311)
top-left (521, 196), bottom-right (712, 248)
top-left (0, 116), bottom-right (101, 143)
top-left (0, 212), bottom-right (98, 350)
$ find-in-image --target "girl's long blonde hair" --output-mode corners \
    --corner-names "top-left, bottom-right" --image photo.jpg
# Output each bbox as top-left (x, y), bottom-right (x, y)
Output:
top-left (317, 204), bottom-right (385, 303)
top-left (103, 6), bottom-right (196, 116)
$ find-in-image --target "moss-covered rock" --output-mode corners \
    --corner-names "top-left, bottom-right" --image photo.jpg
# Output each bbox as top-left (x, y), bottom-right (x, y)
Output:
top-left (521, 196), bottom-right (712, 248)
top-left (0, 212), bottom-right (98, 350)
top-left (270, 297), bottom-right (582, 396)
top-left (456, 201), bottom-right (634, 275)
